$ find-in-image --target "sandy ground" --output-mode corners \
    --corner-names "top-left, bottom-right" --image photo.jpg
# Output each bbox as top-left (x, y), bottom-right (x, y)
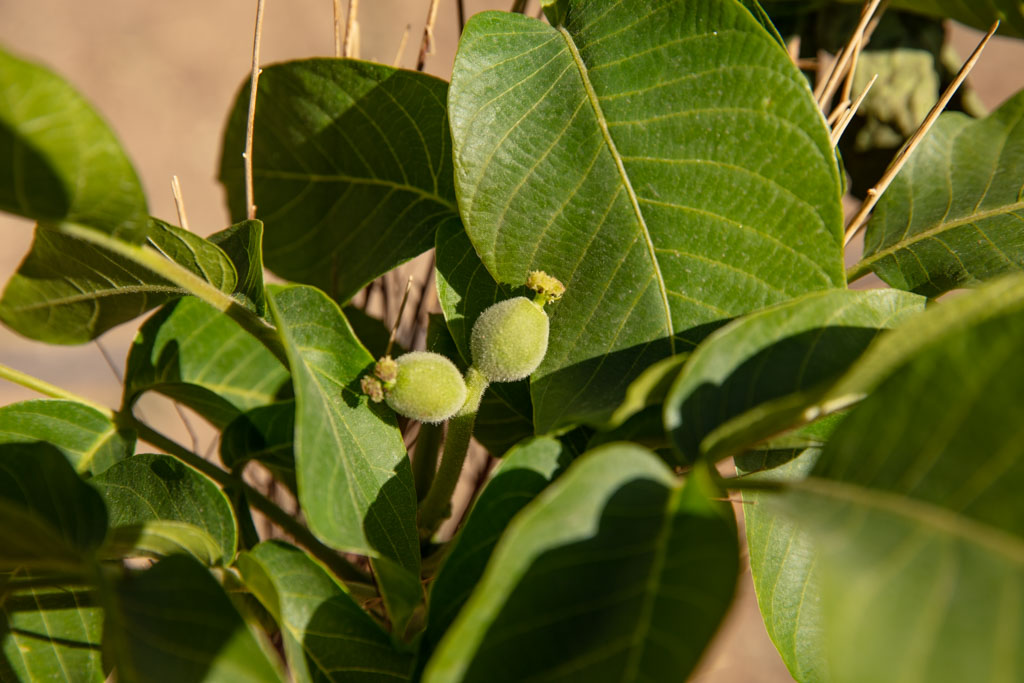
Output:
top-left (0, 1), bottom-right (1022, 680)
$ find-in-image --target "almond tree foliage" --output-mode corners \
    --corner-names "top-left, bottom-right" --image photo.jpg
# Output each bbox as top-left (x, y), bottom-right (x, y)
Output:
top-left (1, 1), bottom-right (1024, 681)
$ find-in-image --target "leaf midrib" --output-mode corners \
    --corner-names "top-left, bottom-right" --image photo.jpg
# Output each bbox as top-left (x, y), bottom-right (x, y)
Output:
top-left (798, 477), bottom-right (1024, 563)
top-left (849, 199), bottom-right (1024, 281)
top-left (556, 26), bottom-right (674, 353)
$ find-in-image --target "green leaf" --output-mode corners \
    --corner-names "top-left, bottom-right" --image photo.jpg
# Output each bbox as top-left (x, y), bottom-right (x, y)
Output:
top-left (735, 447), bottom-right (826, 682)
top-left (603, 353), bottom-right (689, 430)
top-left (434, 224), bottom-right (535, 453)
top-left (421, 437), bottom-right (571, 667)
top-left (124, 297), bottom-right (289, 428)
top-left (423, 445), bottom-right (738, 682)
top-left (664, 288), bottom-right (926, 461)
top-left (266, 284), bottom-right (420, 628)
top-left (91, 454), bottom-right (237, 565)
top-left (208, 219), bottom-right (267, 315)
top-left (449, 1), bottom-right (845, 432)
top-left (101, 554), bottom-right (282, 683)
top-left (238, 541), bottom-right (414, 682)
top-left (220, 402), bottom-right (296, 491)
top-left (852, 90), bottom-right (1024, 296)
top-left (219, 59), bottom-right (458, 302)
top-left (0, 442), bottom-right (107, 571)
top-left (0, 399), bottom-right (133, 476)
top-left (0, 219), bottom-right (236, 344)
top-left (1, 585), bottom-right (104, 683)
top-left (773, 302), bottom-right (1024, 682)
top-left (695, 274), bottom-right (1024, 457)
top-left (0, 47), bottom-right (147, 241)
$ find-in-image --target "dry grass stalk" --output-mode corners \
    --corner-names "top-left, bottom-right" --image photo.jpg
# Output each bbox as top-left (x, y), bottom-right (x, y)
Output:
top-left (343, 0), bottom-right (360, 58)
top-left (333, 0), bottom-right (343, 57)
top-left (171, 175), bottom-right (189, 231)
top-left (417, 0), bottom-right (442, 71)
top-left (815, 0), bottom-right (885, 113)
top-left (831, 73), bottom-right (878, 147)
top-left (843, 21), bottom-right (1000, 247)
top-left (244, 0), bottom-right (267, 221)
top-left (393, 24), bottom-right (411, 67)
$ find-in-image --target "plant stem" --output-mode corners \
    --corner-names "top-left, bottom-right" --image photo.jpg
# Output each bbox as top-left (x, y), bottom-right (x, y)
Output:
top-left (412, 421), bottom-right (443, 502)
top-left (57, 222), bottom-right (289, 367)
top-left (0, 362), bottom-right (113, 418)
top-left (125, 416), bottom-right (369, 583)
top-left (417, 367), bottom-right (489, 538)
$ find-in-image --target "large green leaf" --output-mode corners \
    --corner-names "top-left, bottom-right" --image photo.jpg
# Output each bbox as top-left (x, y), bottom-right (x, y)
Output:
top-left (735, 447), bottom-right (826, 682)
top-left (102, 554), bottom-right (282, 683)
top-left (851, 90), bottom-right (1024, 296)
top-left (124, 297), bottom-right (289, 428)
top-left (0, 399), bottom-right (132, 476)
top-left (1, 585), bottom-right (103, 683)
top-left (91, 454), bottom-right (237, 565)
top-left (423, 445), bottom-right (738, 682)
top-left (208, 219), bottom-right (267, 315)
top-left (0, 443), bottom-right (107, 572)
top-left (773, 303), bottom-right (1024, 682)
top-left (0, 218), bottom-right (236, 344)
top-left (0, 47), bottom-right (147, 241)
top-left (238, 541), bottom-right (414, 682)
top-left (449, 1), bottom-right (845, 432)
top-left (266, 284), bottom-right (420, 628)
top-left (220, 59), bottom-right (458, 302)
top-left (420, 437), bottom-right (571, 668)
top-left (434, 220), bottom-right (534, 454)
top-left (664, 288), bottom-right (925, 461)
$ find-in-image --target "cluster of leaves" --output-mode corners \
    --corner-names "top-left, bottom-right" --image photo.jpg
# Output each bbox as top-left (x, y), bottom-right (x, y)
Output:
top-left (1, 0), bottom-right (1023, 681)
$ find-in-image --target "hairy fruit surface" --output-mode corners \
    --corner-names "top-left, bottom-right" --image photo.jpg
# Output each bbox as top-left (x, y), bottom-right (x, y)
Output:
top-left (471, 297), bottom-right (549, 383)
top-left (383, 351), bottom-right (467, 423)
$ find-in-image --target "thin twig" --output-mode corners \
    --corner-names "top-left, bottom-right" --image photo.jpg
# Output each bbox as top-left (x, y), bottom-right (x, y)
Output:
top-left (393, 24), bottom-right (411, 67)
top-left (510, 0), bottom-right (528, 12)
top-left (831, 73), bottom-right (877, 147)
top-left (244, 0), bottom-right (267, 221)
top-left (173, 403), bottom-right (202, 454)
top-left (843, 22), bottom-right (999, 247)
top-left (93, 338), bottom-right (123, 383)
top-left (456, 0), bottom-right (466, 32)
top-left (386, 276), bottom-right (415, 356)
top-left (815, 0), bottom-right (884, 113)
top-left (171, 175), bottom-right (189, 231)
top-left (333, 0), bottom-right (343, 57)
top-left (411, 255), bottom-right (436, 339)
top-left (417, 0), bottom-right (442, 71)
top-left (343, 0), bottom-right (359, 58)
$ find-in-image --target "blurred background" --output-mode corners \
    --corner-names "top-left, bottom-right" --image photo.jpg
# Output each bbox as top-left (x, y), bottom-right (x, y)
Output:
top-left (0, 1), bottom-right (1021, 680)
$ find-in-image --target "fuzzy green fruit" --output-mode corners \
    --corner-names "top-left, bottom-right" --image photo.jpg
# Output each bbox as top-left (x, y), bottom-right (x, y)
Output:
top-left (384, 351), bottom-right (467, 423)
top-left (471, 297), bottom-right (549, 383)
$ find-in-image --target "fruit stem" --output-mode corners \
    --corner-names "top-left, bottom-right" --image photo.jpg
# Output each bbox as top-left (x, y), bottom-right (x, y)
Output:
top-left (412, 421), bottom-right (444, 502)
top-left (417, 366), bottom-right (489, 538)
